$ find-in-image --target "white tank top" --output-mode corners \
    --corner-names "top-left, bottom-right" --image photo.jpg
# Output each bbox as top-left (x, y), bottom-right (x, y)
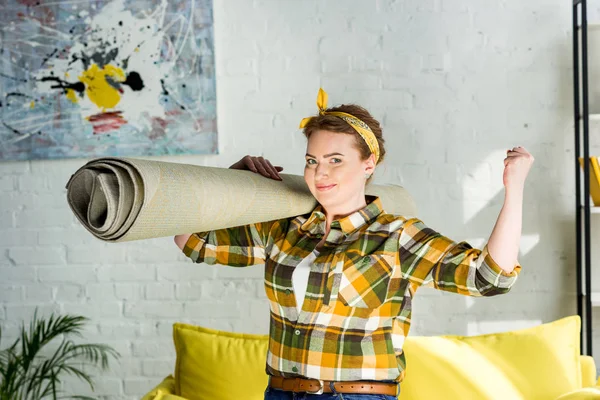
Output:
top-left (292, 249), bottom-right (320, 313)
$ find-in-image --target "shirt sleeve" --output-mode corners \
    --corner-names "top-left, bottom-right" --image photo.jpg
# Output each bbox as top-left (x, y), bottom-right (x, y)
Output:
top-left (182, 217), bottom-right (289, 267)
top-left (398, 217), bottom-right (521, 297)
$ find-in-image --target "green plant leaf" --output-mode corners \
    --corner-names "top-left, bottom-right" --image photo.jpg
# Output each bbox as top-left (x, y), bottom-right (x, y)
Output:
top-left (0, 307), bottom-right (120, 400)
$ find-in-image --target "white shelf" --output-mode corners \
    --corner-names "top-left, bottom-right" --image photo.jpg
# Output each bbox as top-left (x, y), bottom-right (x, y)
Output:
top-left (579, 206), bottom-right (600, 213)
top-left (579, 114), bottom-right (600, 120)
top-left (592, 292), bottom-right (600, 307)
top-left (583, 293), bottom-right (600, 306)
top-left (578, 23), bottom-right (600, 30)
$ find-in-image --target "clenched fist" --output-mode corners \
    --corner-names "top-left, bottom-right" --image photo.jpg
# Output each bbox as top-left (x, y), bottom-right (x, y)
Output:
top-left (503, 146), bottom-right (534, 191)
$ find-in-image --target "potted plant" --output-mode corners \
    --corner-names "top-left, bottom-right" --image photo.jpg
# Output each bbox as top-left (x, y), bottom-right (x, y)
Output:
top-left (0, 308), bottom-right (120, 399)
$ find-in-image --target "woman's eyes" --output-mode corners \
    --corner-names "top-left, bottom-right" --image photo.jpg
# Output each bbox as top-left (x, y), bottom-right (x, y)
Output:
top-left (306, 158), bottom-right (341, 165)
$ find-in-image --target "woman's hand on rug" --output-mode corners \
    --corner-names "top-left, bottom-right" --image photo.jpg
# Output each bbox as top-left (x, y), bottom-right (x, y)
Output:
top-left (230, 155), bottom-right (283, 181)
top-left (175, 156), bottom-right (283, 250)
top-left (174, 233), bottom-right (192, 250)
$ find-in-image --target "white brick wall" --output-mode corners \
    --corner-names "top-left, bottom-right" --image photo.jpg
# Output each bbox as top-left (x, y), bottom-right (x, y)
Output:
top-left (2, 0), bottom-right (599, 398)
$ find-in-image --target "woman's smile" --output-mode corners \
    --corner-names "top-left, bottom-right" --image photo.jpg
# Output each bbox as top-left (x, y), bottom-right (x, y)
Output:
top-left (316, 184), bottom-right (336, 191)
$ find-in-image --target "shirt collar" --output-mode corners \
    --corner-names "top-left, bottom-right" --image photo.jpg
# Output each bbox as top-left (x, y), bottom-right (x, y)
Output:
top-left (300, 195), bottom-right (384, 238)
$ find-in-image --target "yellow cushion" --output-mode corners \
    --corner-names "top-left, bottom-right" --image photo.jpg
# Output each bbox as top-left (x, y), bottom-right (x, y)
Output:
top-left (554, 387), bottom-right (600, 400)
top-left (141, 375), bottom-right (188, 400)
top-left (172, 322), bottom-right (269, 400)
top-left (581, 356), bottom-right (599, 388)
top-left (399, 316), bottom-right (582, 400)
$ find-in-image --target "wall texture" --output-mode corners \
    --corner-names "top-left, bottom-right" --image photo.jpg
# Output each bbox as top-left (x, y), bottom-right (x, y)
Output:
top-left (1, 0), bottom-right (599, 398)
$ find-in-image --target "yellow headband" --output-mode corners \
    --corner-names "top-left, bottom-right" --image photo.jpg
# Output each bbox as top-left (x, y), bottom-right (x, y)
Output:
top-left (299, 88), bottom-right (380, 164)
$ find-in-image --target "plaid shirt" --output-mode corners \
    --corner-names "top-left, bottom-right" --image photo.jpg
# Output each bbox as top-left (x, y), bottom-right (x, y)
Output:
top-left (182, 195), bottom-right (521, 383)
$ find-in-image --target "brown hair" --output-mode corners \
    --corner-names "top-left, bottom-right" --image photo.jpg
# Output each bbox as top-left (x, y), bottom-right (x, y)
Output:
top-left (301, 104), bottom-right (386, 185)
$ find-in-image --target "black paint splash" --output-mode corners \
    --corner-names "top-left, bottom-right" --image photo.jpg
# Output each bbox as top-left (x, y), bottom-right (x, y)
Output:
top-left (160, 79), bottom-right (186, 110)
top-left (41, 48), bottom-right (58, 67)
top-left (124, 72), bottom-right (144, 91)
top-left (160, 79), bottom-right (169, 95)
top-left (40, 77), bottom-right (85, 96)
top-left (6, 92), bottom-right (34, 101)
top-left (2, 121), bottom-right (41, 137)
top-left (2, 92), bottom-right (36, 111)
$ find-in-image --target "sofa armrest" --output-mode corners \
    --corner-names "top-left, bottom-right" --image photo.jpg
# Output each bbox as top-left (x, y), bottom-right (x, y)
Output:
top-left (141, 375), bottom-right (188, 400)
top-left (554, 387), bottom-right (600, 400)
top-left (580, 355), bottom-right (598, 388)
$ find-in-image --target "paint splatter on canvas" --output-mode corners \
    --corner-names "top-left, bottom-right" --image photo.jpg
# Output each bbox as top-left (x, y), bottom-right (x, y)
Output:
top-left (0, 0), bottom-right (216, 161)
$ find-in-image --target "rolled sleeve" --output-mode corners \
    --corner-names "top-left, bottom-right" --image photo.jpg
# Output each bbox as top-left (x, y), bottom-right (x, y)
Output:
top-left (477, 244), bottom-right (521, 289)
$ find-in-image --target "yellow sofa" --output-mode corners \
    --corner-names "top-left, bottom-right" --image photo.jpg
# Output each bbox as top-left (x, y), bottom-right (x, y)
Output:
top-left (142, 316), bottom-right (600, 400)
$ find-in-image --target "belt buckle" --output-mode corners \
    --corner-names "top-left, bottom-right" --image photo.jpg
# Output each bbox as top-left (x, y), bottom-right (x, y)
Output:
top-left (306, 379), bottom-right (324, 395)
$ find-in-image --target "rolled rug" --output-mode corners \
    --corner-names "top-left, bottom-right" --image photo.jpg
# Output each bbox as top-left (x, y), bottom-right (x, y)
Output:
top-left (65, 157), bottom-right (417, 242)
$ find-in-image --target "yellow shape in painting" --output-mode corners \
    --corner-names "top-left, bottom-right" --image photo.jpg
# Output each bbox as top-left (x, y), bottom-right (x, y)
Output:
top-left (65, 89), bottom-right (78, 103)
top-left (30, 101), bottom-right (35, 109)
top-left (78, 64), bottom-right (126, 109)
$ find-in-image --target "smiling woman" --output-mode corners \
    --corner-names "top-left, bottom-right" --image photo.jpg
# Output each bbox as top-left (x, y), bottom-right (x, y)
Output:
top-left (298, 90), bottom-right (387, 234)
top-left (175, 88), bottom-right (530, 399)
top-left (302, 102), bottom-right (386, 185)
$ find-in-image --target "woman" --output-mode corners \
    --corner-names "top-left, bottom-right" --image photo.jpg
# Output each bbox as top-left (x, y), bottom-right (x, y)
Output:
top-left (174, 88), bottom-right (534, 399)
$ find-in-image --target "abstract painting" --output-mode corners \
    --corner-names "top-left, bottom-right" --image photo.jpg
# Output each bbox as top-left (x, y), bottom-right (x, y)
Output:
top-left (0, 0), bottom-right (217, 161)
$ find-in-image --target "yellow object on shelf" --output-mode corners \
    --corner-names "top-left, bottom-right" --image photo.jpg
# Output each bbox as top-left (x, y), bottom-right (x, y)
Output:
top-left (578, 156), bottom-right (600, 206)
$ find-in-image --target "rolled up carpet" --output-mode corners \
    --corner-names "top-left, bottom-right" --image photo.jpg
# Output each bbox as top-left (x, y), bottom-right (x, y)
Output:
top-left (65, 157), bottom-right (417, 242)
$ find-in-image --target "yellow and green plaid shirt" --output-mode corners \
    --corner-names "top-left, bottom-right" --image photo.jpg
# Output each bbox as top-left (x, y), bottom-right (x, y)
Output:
top-left (182, 195), bottom-right (521, 383)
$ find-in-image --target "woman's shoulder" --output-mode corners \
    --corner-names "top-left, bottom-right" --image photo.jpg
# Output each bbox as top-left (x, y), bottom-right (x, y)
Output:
top-left (376, 211), bottom-right (416, 226)
top-left (369, 212), bottom-right (430, 235)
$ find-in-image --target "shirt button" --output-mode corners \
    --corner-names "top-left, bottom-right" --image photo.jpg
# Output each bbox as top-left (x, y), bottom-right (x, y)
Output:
top-left (294, 329), bottom-right (301, 336)
top-left (292, 366), bottom-right (298, 372)
top-left (285, 289), bottom-right (291, 294)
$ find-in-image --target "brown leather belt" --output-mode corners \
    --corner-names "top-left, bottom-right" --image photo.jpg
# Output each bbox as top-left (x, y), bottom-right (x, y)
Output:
top-left (268, 376), bottom-right (399, 396)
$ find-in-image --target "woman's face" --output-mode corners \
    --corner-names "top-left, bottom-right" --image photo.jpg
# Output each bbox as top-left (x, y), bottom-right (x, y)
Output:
top-left (304, 130), bottom-right (374, 210)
